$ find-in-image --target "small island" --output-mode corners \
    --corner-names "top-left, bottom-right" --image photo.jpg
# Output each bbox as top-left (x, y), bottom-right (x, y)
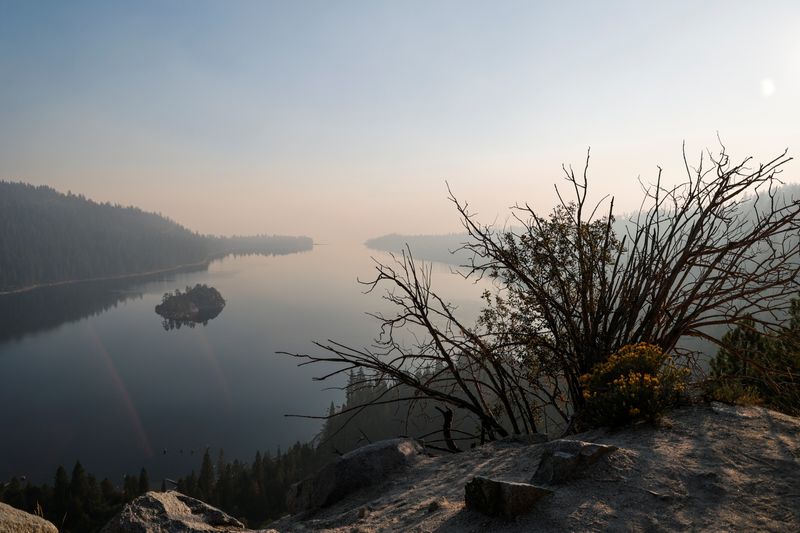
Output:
top-left (155, 284), bottom-right (225, 329)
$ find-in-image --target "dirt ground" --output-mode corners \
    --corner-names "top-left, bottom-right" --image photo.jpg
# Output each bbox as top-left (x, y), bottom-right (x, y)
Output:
top-left (269, 403), bottom-right (800, 533)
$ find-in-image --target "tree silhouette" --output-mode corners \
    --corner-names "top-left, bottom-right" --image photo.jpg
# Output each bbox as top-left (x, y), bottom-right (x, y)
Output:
top-left (286, 145), bottom-right (800, 438)
top-left (137, 468), bottom-right (149, 495)
top-left (198, 449), bottom-right (214, 502)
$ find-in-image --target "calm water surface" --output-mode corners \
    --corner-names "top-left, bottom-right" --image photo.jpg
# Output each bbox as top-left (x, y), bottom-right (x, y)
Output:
top-left (0, 244), bottom-right (483, 484)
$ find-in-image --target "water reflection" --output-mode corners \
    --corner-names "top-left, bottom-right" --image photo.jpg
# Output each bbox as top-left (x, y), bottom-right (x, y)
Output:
top-left (160, 308), bottom-right (224, 331)
top-left (0, 245), bottom-right (486, 484)
top-left (0, 279), bottom-right (147, 345)
top-left (0, 252), bottom-right (304, 345)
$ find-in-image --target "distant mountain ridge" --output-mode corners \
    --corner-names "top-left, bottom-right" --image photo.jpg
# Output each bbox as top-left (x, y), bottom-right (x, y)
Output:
top-left (0, 181), bottom-right (312, 292)
top-left (365, 232), bottom-right (471, 265)
top-left (366, 183), bottom-right (800, 267)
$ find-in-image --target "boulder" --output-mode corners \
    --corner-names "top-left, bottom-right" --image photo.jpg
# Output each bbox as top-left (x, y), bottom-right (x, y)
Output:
top-left (287, 438), bottom-right (423, 513)
top-left (0, 502), bottom-right (58, 533)
top-left (532, 439), bottom-right (617, 485)
top-left (464, 476), bottom-right (552, 517)
top-left (100, 490), bottom-right (269, 533)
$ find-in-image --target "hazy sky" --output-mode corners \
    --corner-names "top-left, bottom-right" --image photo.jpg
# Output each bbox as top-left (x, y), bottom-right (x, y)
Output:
top-left (2, 1), bottom-right (799, 241)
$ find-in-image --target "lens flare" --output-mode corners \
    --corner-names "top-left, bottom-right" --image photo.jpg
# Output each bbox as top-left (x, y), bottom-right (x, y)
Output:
top-left (194, 328), bottom-right (231, 403)
top-left (86, 324), bottom-right (153, 457)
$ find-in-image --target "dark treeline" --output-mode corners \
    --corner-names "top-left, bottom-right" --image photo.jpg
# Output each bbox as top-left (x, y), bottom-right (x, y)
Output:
top-left (0, 462), bottom-right (151, 533)
top-left (0, 443), bottom-right (324, 531)
top-left (0, 182), bottom-right (312, 292)
top-left (0, 443), bottom-right (325, 530)
top-left (174, 444), bottom-right (321, 527)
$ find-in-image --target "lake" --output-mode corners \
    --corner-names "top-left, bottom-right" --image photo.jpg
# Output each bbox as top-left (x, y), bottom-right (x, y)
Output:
top-left (0, 243), bottom-right (484, 485)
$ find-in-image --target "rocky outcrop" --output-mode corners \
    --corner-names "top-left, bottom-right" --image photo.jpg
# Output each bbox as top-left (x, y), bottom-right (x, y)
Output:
top-left (499, 433), bottom-right (549, 446)
top-left (0, 502), bottom-right (58, 533)
top-left (287, 438), bottom-right (423, 514)
top-left (267, 405), bottom-right (800, 532)
top-left (464, 476), bottom-right (552, 517)
top-left (531, 439), bottom-right (617, 485)
top-left (100, 490), bottom-right (273, 533)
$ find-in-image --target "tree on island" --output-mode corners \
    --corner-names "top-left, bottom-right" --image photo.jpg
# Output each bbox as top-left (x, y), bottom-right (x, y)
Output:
top-left (156, 284), bottom-right (226, 329)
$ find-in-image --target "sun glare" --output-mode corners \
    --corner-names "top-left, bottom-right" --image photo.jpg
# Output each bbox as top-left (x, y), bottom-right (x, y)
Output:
top-left (761, 78), bottom-right (776, 97)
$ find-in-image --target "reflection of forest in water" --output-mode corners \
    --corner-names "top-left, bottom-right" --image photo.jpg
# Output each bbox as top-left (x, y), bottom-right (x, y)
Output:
top-left (0, 262), bottom-right (214, 344)
top-left (160, 306), bottom-right (224, 331)
top-left (0, 249), bottom-right (310, 345)
top-left (0, 279), bottom-right (146, 344)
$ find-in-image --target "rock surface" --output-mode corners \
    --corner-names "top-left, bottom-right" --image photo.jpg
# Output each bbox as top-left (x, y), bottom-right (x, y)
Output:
top-left (499, 433), bottom-right (549, 446)
top-left (464, 476), bottom-right (552, 517)
top-left (265, 405), bottom-right (800, 532)
top-left (0, 502), bottom-right (58, 533)
top-left (286, 438), bottom-right (423, 513)
top-left (100, 490), bottom-right (271, 533)
top-left (531, 439), bottom-right (618, 485)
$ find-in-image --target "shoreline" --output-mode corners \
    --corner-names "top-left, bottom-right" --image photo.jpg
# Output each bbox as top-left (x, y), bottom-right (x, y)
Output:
top-left (0, 256), bottom-right (218, 297)
top-left (0, 246), bottom-right (313, 297)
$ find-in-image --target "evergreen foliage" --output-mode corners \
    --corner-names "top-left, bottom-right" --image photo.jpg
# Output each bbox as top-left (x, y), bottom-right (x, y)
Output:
top-left (709, 297), bottom-right (800, 414)
top-left (0, 181), bottom-right (312, 292)
top-left (0, 462), bottom-right (145, 533)
top-left (174, 442), bottom-right (323, 527)
top-left (317, 369), bottom-right (480, 453)
top-left (155, 284), bottom-right (226, 329)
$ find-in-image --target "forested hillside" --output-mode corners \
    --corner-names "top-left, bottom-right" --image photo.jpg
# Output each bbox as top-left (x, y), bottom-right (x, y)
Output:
top-left (0, 182), bottom-right (312, 291)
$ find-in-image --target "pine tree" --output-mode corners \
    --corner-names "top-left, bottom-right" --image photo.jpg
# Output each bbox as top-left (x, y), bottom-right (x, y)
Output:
top-left (178, 470), bottom-right (198, 496)
top-left (138, 468), bottom-right (149, 495)
top-left (1, 477), bottom-right (24, 511)
top-left (52, 466), bottom-right (69, 521)
top-left (67, 462), bottom-right (91, 531)
top-left (69, 462), bottom-right (89, 501)
top-left (100, 478), bottom-right (116, 505)
top-left (711, 297), bottom-right (800, 413)
top-left (123, 474), bottom-right (139, 502)
top-left (198, 449), bottom-right (214, 501)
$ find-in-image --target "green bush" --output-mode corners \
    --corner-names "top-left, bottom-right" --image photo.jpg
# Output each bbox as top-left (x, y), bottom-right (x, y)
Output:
top-left (580, 342), bottom-right (689, 427)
